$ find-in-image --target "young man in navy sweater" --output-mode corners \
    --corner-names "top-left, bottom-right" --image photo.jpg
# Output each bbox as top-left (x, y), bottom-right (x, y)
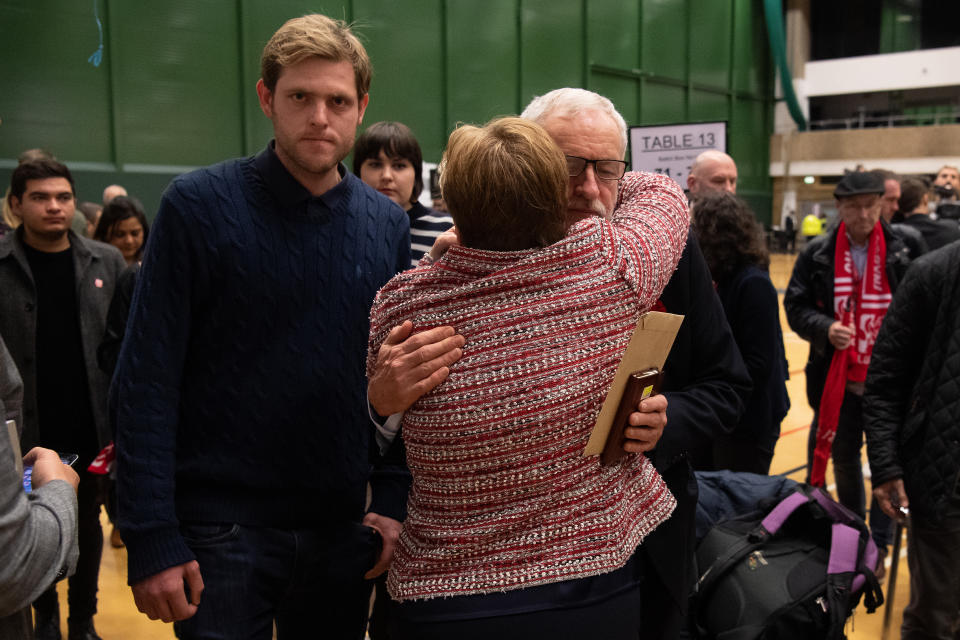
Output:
top-left (113, 15), bottom-right (411, 639)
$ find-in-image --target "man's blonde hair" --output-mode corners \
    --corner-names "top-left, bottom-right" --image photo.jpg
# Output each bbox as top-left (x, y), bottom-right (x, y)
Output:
top-left (440, 117), bottom-right (567, 251)
top-left (260, 14), bottom-right (371, 98)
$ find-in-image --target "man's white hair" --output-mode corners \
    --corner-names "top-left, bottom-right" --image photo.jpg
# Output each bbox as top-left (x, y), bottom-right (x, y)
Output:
top-left (521, 88), bottom-right (628, 156)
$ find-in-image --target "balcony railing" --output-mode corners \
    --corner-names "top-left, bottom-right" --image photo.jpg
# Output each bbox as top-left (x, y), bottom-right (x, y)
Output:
top-left (809, 108), bottom-right (960, 130)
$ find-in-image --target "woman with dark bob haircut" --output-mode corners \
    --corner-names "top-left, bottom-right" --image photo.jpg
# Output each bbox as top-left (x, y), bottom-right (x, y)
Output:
top-left (367, 117), bottom-right (689, 638)
top-left (353, 121), bottom-right (453, 266)
top-left (93, 195), bottom-right (149, 265)
top-left (692, 191), bottom-right (789, 474)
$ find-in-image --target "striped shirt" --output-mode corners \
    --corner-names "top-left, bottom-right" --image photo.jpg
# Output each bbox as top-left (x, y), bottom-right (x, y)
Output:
top-left (408, 202), bottom-right (453, 267)
top-left (368, 171), bottom-right (690, 601)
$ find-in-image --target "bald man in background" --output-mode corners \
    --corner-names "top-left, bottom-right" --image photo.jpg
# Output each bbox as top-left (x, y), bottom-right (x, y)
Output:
top-left (101, 185), bottom-right (126, 206)
top-left (687, 150), bottom-right (737, 196)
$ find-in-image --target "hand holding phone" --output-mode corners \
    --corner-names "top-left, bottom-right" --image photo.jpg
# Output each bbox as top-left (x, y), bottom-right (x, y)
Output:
top-left (22, 448), bottom-right (80, 493)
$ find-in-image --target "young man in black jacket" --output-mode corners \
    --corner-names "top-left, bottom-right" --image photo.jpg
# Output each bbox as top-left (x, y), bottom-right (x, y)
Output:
top-left (0, 159), bottom-right (126, 640)
top-left (898, 177), bottom-right (960, 251)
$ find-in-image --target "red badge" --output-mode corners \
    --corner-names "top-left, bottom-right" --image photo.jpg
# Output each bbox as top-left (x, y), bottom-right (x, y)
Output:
top-left (87, 442), bottom-right (115, 474)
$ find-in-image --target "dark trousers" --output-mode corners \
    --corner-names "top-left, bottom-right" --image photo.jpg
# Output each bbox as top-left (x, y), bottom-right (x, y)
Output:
top-left (34, 472), bottom-right (103, 625)
top-left (173, 521), bottom-right (379, 640)
top-left (902, 477), bottom-right (960, 640)
top-left (367, 576), bottom-right (391, 640)
top-left (389, 580), bottom-right (644, 640)
top-left (808, 394), bottom-right (893, 548)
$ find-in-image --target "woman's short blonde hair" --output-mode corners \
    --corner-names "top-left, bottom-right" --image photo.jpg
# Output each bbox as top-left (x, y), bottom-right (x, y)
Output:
top-left (440, 117), bottom-right (568, 251)
top-left (261, 14), bottom-right (371, 98)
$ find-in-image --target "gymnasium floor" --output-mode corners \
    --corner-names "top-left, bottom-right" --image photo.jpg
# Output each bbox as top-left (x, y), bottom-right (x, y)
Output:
top-left (54, 252), bottom-right (909, 639)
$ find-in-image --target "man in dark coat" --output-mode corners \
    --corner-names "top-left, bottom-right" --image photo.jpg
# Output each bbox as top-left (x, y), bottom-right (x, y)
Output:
top-left (864, 241), bottom-right (960, 640)
top-left (898, 177), bottom-right (960, 251)
top-left (0, 159), bottom-right (126, 640)
top-left (784, 170), bottom-right (916, 567)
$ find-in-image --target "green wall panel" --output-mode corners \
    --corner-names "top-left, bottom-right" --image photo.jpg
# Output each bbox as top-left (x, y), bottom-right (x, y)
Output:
top-left (730, 96), bottom-right (773, 221)
top-left (588, 0), bottom-right (639, 70)
top-left (729, 99), bottom-right (769, 188)
top-left (109, 1), bottom-right (244, 166)
top-left (445, 1), bottom-right (519, 130)
top-left (0, 0), bottom-right (774, 219)
top-left (689, 0), bottom-right (731, 90)
top-left (641, 83), bottom-right (687, 125)
top-left (520, 0), bottom-right (584, 104)
top-left (0, 0), bottom-right (112, 162)
top-left (356, 0), bottom-right (446, 161)
top-left (687, 90), bottom-right (729, 124)
top-left (641, 0), bottom-right (688, 81)
top-left (732, 0), bottom-right (769, 95)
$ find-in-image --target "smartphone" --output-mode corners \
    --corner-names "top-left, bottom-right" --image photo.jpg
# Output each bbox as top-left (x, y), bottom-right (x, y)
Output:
top-left (22, 453), bottom-right (79, 493)
top-left (601, 368), bottom-right (663, 466)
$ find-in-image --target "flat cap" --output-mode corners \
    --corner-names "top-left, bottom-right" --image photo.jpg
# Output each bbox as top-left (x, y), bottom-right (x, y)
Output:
top-left (834, 171), bottom-right (885, 199)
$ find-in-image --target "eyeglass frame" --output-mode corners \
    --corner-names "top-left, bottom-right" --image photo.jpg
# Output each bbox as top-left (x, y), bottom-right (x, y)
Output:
top-left (564, 155), bottom-right (627, 181)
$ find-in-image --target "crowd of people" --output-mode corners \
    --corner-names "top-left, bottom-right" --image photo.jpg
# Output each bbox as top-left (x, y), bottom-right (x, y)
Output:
top-left (1, 12), bottom-right (958, 640)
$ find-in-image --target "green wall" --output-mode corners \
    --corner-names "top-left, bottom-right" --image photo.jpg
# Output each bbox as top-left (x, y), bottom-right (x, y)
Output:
top-left (0, 0), bottom-right (775, 220)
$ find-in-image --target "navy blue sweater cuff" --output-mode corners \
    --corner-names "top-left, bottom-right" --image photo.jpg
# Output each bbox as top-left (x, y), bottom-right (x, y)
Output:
top-left (124, 527), bottom-right (196, 586)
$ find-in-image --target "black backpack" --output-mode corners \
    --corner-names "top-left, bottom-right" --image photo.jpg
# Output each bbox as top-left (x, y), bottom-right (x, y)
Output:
top-left (691, 484), bottom-right (884, 640)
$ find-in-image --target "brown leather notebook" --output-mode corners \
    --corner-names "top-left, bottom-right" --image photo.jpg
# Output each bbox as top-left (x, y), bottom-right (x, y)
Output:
top-left (600, 368), bottom-right (662, 466)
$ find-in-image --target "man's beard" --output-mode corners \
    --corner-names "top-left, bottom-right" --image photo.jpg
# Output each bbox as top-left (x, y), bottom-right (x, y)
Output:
top-left (568, 197), bottom-right (610, 224)
top-left (589, 198), bottom-right (610, 219)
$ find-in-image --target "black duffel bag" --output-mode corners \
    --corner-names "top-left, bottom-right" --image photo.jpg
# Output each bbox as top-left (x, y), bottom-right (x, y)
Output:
top-left (691, 484), bottom-right (884, 640)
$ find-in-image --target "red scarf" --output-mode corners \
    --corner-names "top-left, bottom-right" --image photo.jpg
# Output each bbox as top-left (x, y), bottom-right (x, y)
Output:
top-left (810, 222), bottom-right (892, 486)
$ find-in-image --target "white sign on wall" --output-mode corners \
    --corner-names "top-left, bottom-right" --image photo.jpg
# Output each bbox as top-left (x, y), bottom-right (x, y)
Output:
top-left (629, 121), bottom-right (727, 189)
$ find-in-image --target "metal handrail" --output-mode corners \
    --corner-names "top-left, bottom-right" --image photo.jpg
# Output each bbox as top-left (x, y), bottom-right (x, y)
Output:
top-left (810, 109), bottom-right (960, 130)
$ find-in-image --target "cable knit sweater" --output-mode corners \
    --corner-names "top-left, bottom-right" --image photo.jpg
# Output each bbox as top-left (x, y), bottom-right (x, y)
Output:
top-left (368, 171), bottom-right (689, 601)
top-left (114, 144), bottom-right (411, 585)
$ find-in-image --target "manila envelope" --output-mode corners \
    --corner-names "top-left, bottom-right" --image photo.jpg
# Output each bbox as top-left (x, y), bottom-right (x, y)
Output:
top-left (583, 311), bottom-right (684, 457)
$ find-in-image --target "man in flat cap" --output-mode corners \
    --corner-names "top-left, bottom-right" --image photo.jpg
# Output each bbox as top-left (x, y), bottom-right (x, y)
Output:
top-left (784, 170), bottom-right (916, 575)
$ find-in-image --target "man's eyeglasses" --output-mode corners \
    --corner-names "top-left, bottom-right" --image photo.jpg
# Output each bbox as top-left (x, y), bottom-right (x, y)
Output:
top-left (565, 155), bottom-right (627, 181)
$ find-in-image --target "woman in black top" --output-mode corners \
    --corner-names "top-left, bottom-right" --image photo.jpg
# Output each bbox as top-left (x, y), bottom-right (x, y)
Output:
top-left (692, 192), bottom-right (790, 474)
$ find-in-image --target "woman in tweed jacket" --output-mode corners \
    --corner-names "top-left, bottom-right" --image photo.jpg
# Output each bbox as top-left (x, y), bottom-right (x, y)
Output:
top-left (367, 117), bottom-right (689, 638)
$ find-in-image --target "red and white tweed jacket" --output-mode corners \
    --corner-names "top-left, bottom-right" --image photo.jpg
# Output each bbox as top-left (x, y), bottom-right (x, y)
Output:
top-left (367, 171), bottom-right (690, 601)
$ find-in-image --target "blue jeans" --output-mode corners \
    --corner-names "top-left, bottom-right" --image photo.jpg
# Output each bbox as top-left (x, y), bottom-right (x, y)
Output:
top-left (173, 520), bottom-right (380, 640)
top-left (808, 393), bottom-right (893, 548)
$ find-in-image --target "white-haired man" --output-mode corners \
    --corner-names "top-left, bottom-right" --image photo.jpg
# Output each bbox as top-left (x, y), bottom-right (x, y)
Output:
top-left (370, 88), bottom-right (750, 639)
